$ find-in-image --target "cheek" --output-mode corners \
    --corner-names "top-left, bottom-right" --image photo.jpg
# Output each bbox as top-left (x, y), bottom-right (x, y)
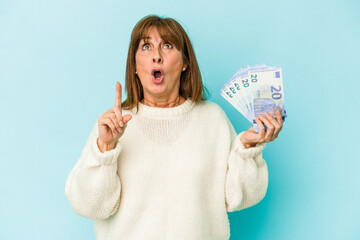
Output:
top-left (135, 55), bottom-right (146, 84)
top-left (135, 53), bottom-right (147, 69)
top-left (136, 62), bottom-right (147, 77)
top-left (168, 54), bottom-right (184, 71)
top-left (135, 56), bottom-right (141, 69)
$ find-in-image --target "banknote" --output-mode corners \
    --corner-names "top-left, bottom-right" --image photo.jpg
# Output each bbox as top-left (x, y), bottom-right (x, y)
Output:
top-left (220, 64), bottom-right (287, 132)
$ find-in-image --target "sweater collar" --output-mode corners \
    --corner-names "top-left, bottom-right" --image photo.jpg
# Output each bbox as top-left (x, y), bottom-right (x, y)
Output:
top-left (132, 98), bottom-right (195, 118)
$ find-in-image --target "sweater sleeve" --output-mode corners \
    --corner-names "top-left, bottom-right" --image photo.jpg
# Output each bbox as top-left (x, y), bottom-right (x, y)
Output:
top-left (224, 118), bottom-right (268, 213)
top-left (65, 121), bottom-right (122, 220)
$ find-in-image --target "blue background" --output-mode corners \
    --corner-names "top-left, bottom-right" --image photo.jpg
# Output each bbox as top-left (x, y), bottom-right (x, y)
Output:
top-left (1, 0), bottom-right (359, 239)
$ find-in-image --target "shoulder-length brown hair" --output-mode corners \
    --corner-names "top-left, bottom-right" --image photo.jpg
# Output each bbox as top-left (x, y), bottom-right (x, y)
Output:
top-left (121, 15), bottom-right (207, 111)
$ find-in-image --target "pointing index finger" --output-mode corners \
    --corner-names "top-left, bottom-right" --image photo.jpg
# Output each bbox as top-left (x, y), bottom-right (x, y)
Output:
top-left (115, 81), bottom-right (122, 108)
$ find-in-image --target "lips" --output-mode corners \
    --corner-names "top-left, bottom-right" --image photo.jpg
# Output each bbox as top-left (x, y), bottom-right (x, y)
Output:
top-left (151, 68), bottom-right (164, 84)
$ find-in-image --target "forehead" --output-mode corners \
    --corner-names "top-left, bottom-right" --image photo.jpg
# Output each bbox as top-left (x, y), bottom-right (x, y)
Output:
top-left (140, 28), bottom-right (162, 42)
top-left (139, 26), bottom-right (178, 47)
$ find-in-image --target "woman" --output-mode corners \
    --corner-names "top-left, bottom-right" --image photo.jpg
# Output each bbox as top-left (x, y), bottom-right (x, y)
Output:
top-left (65, 15), bottom-right (283, 240)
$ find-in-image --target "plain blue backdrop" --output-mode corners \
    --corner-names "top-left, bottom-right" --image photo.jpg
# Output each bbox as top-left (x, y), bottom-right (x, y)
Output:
top-left (1, 0), bottom-right (359, 239)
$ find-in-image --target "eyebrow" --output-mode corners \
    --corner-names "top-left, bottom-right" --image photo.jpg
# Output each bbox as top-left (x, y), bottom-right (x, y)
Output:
top-left (140, 36), bottom-right (169, 41)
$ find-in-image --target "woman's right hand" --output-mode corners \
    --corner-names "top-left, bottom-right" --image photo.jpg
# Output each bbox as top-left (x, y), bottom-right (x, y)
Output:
top-left (97, 82), bottom-right (132, 152)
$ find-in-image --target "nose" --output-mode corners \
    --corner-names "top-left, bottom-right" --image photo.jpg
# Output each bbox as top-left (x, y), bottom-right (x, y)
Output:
top-left (152, 48), bottom-right (163, 64)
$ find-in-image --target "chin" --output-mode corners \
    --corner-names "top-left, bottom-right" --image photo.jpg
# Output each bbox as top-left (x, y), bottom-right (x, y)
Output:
top-left (144, 85), bottom-right (168, 97)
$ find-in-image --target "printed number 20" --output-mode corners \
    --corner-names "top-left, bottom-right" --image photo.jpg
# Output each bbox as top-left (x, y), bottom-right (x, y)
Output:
top-left (271, 85), bottom-right (282, 100)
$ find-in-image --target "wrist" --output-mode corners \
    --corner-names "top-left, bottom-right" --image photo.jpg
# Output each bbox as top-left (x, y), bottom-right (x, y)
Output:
top-left (240, 137), bottom-right (256, 149)
top-left (97, 138), bottom-right (117, 153)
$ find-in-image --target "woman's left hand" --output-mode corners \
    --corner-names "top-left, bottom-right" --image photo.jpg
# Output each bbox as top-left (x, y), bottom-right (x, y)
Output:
top-left (240, 111), bottom-right (283, 149)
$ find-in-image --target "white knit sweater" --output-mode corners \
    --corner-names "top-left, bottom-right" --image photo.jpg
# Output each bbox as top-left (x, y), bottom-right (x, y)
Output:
top-left (65, 99), bottom-right (268, 240)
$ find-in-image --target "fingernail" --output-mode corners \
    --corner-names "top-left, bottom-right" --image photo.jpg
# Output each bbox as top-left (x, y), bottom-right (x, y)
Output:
top-left (120, 121), bottom-right (124, 127)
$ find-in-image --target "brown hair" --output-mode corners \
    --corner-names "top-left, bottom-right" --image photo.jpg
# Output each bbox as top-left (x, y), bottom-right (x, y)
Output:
top-left (121, 15), bottom-right (207, 111)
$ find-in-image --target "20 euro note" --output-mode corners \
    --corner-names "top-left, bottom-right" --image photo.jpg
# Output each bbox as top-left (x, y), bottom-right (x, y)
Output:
top-left (220, 64), bottom-right (287, 133)
top-left (220, 73), bottom-right (253, 122)
top-left (252, 85), bottom-right (287, 132)
top-left (250, 67), bottom-right (287, 132)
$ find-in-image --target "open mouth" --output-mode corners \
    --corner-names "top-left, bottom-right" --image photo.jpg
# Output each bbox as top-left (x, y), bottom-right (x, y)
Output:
top-left (152, 69), bottom-right (163, 79)
top-left (151, 69), bottom-right (164, 83)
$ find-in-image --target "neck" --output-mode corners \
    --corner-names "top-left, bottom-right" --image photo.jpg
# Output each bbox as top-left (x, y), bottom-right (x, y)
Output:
top-left (142, 95), bottom-right (185, 108)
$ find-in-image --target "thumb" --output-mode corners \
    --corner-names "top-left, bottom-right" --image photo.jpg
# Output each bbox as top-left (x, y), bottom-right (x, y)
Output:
top-left (123, 114), bottom-right (132, 124)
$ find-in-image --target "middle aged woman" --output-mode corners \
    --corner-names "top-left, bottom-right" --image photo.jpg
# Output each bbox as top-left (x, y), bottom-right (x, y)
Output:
top-left (65, 15), bottom-right (283, 240)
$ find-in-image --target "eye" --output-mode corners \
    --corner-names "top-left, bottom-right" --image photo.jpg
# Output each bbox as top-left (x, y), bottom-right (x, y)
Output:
top-left (141, 44), bottom-right (150, 50)
top-left (164, 43), bottom-right (173, 49)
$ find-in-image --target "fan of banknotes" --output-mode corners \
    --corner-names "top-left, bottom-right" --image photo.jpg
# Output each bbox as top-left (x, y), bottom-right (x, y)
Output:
top-left (220, 64), bottom-right (287, 132)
